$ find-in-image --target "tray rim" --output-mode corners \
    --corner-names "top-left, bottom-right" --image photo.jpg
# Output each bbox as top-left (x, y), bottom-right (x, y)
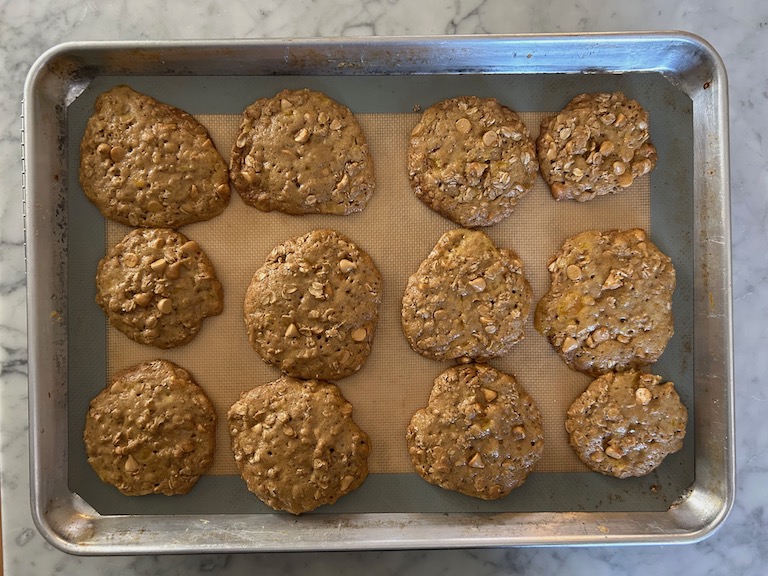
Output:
top-left (22, 31), bottom-right (734, 554)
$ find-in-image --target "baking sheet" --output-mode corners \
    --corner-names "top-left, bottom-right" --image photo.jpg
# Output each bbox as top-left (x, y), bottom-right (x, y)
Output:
top-left (24, 35), bottom-right (732, 551)
top-left (66, 73), bottom-right (693, 515)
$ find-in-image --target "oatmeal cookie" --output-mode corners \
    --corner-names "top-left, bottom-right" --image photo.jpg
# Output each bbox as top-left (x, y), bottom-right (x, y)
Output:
top-left (96, 228), bottom-right (223, 348)
top-left (537, 92), bottom-right (657, 202)
top-left (401, 228), bottom-right (532, 361)
top-left (407, 363), bottom-right (543, 499)
top-left (566, 369), bottom-right (687, 478)
top-left (535, 229), bottom-right (675, 376)
top-left (228, 376), bottom-right (370, 514)
top-left (244, 229), bottom-right (382, 380)
top-left (79, 84), bottom-right (230, 227)
top-left (408, 96), bottom-right (538, 227)
top-left (230, 88), bottom-right (375, 215)
top-left (83, 360), bottom-right (216, 496)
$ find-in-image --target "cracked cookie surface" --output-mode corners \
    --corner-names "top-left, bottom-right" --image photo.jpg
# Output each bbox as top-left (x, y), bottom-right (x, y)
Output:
top-left (537, 92), bottom-right (657, 202)
top-left (96, 228), bottom-right (223, 349)
top-left (408, 96), bottom-right (538, 227)
top-left (565, 369), bottom-right (687, 478)
top-left (84, 360), bottom-right (216, 496)
top-left (230, 88), bottom-right (375, 215)
top-left (535, 228), bottom-right (675, 376)
top-left (407, 363), bottom-right (543, 499)
top-left (401, 228), bottom-right (532, 362)
top-left (244, 229), bottom-right (382, 380)
top-left (79, 84), bottom-right (230, 227)
top-left (228, 376), bottom-right (370, 514)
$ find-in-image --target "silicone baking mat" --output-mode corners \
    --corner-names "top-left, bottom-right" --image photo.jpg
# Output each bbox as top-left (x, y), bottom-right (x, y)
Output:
top-left (65, 73), bottom-right (693, 515)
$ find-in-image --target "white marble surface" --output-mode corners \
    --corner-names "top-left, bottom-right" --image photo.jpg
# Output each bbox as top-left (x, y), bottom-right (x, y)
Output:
top-left (1, 0), bottom-right (765, 574)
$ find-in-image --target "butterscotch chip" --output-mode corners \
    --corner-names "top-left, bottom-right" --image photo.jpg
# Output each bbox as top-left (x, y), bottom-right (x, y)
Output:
top-left (401, 229), bottom-right (532, 361)
top-left (244, 229), bottom-right (382, 380)
top-left (535, 229), bottom-right (675, 376)
top-left (537, 92), bottom-right (657, 202)
top-left (408, 96), bottom-right (538, 227)
top-left (79, 85), bottom-right (230, 227)
top-left (230, 88), bottom-right (375, 215)
top-left (565, 369), bottom-right (687, 478)
top-left (83, 360), bottom-right (216, 495)
top-left (96, 228), bottom-right (223, 349)
top-left (407, 363), bottom-right (543, 499)
top-left (228, 376), bottom-right (370, 514)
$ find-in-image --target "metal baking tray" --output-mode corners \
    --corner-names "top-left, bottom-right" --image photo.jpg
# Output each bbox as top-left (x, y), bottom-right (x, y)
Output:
top-left (23, 33), bottom-right (733, 553)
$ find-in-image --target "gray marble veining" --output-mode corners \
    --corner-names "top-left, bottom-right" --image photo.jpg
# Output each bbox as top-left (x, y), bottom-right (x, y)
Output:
top-left (2, 1), bottom-right (767, 574)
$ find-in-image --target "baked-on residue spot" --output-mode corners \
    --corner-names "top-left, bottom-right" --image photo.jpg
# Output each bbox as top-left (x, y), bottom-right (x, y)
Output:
top-left (83, 359), bottom-right (216, 496)
top-left (534, 228), bottom-right (675, 376)
top-left (79, 84), bottom-right (230, 227)
top-left (95, 227), bottom-right (223, 349)
top-left (230, 88), bottom-right (375, 215)
top-left (408, 95), bottom-right (538, 227)
top-left (565, 369), bottom-right (687, 478)
top-left (401, 228), bottom-right (532, 361)
top-left (244, 229), bottom-right (382, 380)
top-left (407, 363), bottom-right (544, 499)
top-left (228, 376), bottom-right (370, 514)
top-left (537, 91), bottom-right (657, 202)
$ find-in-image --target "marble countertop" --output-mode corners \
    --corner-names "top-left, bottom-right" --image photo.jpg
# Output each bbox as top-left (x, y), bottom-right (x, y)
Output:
top-left (2, 1), bottom-right (765, 574)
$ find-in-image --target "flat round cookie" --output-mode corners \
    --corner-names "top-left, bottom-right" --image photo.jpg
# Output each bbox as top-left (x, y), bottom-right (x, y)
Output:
top-left (96, 228), bottom-right (223, 349)
top-left (408, 96), bottom-right (538, 227)
top-left (535, 229), bottom-right (675, 376)
top-left (537, 91), bottom-right (657, 202)
top-left (244, 229), bottom-right (382, 380)
top-left (230, 88), bottom-right (375, 215)
top-left (83, 360), bottom-right (216, 496)
top-left (401, 228), bottom-right (532, 361)
top-left (407, 363), bottom-right (543, 499)
top-left (228, 376), bottom-right (370, 514)
top-left (79, 84), bottom-right (230, 227)
top-left (566, 369), bottom-right (687, 478)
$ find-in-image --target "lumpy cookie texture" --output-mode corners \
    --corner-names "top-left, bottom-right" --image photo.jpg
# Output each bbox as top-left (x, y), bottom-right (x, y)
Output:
top-left (537, 92), bottom-right (657, 202)
top-left (401, 228), bottom-right (532, 361)
top-left (244, 229), bottom-right (382, 380)
top-left (566, 369), bottom-right (687, 478)
top-left (407, 363), bottom-right (544, 499)
top-left (79, 84), bottom-right (230, 227)
top-left (408, 96), bottom-right (538, 227)
top-left (96, 228), bottom-right (223, 349)
top-left (535, 228), bottom-right (675, 376)
top-left (228, 376), bottom-right (370, 514)
top-left (230, 88), bottom-right (375, 215)
top-left (83, 360), bottom-right (216, 496)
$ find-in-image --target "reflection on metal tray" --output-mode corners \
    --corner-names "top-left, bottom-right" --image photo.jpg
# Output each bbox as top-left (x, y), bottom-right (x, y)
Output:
top-left (23, 33), bottom-right (733, 554)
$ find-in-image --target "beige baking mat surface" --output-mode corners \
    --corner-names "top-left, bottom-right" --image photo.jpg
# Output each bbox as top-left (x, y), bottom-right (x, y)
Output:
top-left (106, 111), bottom-right (650, 476)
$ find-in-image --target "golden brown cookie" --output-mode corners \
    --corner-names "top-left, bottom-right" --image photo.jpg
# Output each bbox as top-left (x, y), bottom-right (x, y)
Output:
top-left (407, 363), bottom-right (544, 499)
top-left (228, 376), bottom-right (370, 514)
top-left (566, 369), bottom-right (687, 478)
top-left (79, 85), bottom-right (230, 227)
top-left (96, 228), bottom-right (223, 349)
top-left (83, 360), bottom-right (216, 496)
top-left (401, 228), bottom-right (532, 361)
top-left (244, 229), bottom-right (382, 380)
top-left (408, 96), bottom-right (538, 227)
top-left (535, 229), bottom-right (675, 376)
top-left (537, 92), bottom-right (657, 202)
top-left (230, 88), bottom-right (375, 215)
